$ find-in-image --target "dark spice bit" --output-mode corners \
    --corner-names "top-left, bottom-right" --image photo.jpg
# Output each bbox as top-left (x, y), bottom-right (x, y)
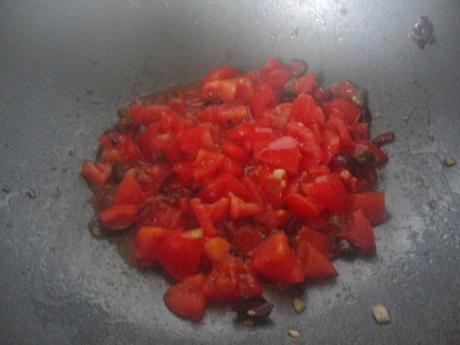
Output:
top-left (337, 239), bottom-right (357, 258)
top-left (359, 107), bottom-right (372, 124)
top-left (117, 107), bottom-right (129, 118)
top-left (410, 16), bottom-right (434, 49)
top-left (353, 148), bottom-right (378, 166)
top-left (1, 186), bottom-right (11, 193)
top-left (443, 158), bottom-right (457, 167)
top-left (204, 99), bottom-right (224, 106)
top-left (372, 131), bottom-right (395, 147)
top-left (232, 296), bottom-right (273, 321)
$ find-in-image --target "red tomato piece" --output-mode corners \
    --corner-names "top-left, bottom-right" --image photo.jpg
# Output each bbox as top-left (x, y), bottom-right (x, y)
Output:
top-left (353, 140), bottom-right (388, 165)
top-left (296, 226), bottom-right (331, 257)
top-left (290, 93), bottom-right (317, 125)
top-left (255, 136), bottom-right (301, 175)
top-left (296, 241), bottom-right (337, 279)
top-left (172, 161), bottom-right (194, 185)
top-left (339, 210), bottom-right (375, 252)
top-left (157, 229), bottom-right (204, 281)
top-left (255, 209), bottom-right (290, 229)
top-left (132, 226), bottom-right (168, 267)
top-left (98, 204), bottom-right (140, 230)
top-left (202, 66), bottom-right (242, 84)
top-left (252, 232), bottom-right (305, 284)
top-left (81, 160), bottom-right (112, 188)
top-left (287, 123), bottom-right (323, 168)
top-left (199, 173), bottom-right (251, 203)
top-left (164, 274), bottom-right (207, 322)
top-left (301, 174), bottom-right (347, 213)
top-left (347, 192), bottom-right (385, 225)
top-left (293, 73), bottom-right (316, 94)
top-left (129, 104), bottom-right (176, 126)
top-left (324, 98), bottom-right (362, 126)
top-left (222, 141), bottom-right (249, 161)
top-left (229, 224), bottom-right (266, 254)
top-left (250, 84), bottom-right (277, 117)
top-left (328, 112), bottom-right (354, 148)
top-left (262, 66), bottom-right (293, 89)
top-left (322, 128), bottom-right (340, 164)
top-left (190, 197), bottom-right (229, 237)
top-left (285, 193), bottom-right (322, 218)
top-left (230, 195), bottom-right (264, 220)
top-left (204, 255), bottom-right (262, 301)
top-left (193, 150), bottom-right (226, 181)
top-left (179, 127), bottom-right (206, 157)
top-left (114, 174), bottom-right (146, 205)
top-left (204, 237), bottom-right (231, 263)
top-left (202, 77), bottom-right (254, 103)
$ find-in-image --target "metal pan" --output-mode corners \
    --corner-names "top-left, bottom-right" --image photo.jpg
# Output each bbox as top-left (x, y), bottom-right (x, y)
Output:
top-left (1, 0), bottom-right (459, 344)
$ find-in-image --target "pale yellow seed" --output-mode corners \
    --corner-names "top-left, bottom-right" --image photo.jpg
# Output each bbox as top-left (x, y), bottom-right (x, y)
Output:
top-left (293, 299), bottom-right (305, 314)
top-left (372, 304), bottom-right (391, 324)
top-left (288, 329), bottom-right (301, 339)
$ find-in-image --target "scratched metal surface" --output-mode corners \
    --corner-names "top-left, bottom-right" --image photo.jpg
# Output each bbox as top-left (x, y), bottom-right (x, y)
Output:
top-left (1, 0), bottom-right (460, 344)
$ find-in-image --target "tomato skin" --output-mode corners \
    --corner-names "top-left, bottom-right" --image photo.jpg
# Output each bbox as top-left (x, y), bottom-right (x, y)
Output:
top-left (157, 230), bottom-right (204, 281)
top-left (202, 77), bottom-right (254, 103)
top-left (347, 192), bottom-right (385, 225)
top-left (204, 237), bottom-right (231, 263)
top-left (132, 226), bottom-right (168, 267)
top-left (114, 174), bottom-right (146, 205)
top-left (164, 274), bottom-right (207, 322)
top-left (285, 193), bottom-right (322, 218)
top-left (202, 66), bottom-right (242, 85)
top-left (301, 174), bottom-right (347, 213)
top-left (339, 209), bottom-right (375, 252)
top-left (98, 204), bottom-right (140, 230)
top-left (296, 227), bottom-right (331, 257)
top-left (204, 255), bottom-right (262, 301)
top-left (255, 136), bottom-right (301, 175)
top-left (290, 93), bottom-right (317, 126)
top-left (296, 241), bottom-right (337, 279)
top-left (81, 160), bottom-right (112, 188)
top-left (190, 197), bottom-right (229, 237)
top-left (252, 232), bottom-right (305, 284)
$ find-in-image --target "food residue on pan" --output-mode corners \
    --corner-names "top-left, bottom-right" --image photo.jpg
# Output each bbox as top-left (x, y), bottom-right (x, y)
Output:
top-left (410, 16), bottom-right (434, 49)
top-left (372, 304), bottom-right (391, 324)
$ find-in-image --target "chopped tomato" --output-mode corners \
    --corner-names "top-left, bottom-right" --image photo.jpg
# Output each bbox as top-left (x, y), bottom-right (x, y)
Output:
top-left (230, 195), bottom-right (264, 220)
top-left (255, 136), bottom-right (301, 175)
top-left (190, 197), bottom-right (229, 237)
top-left (81, 160), bottom-right (112, 188)
top-left (204, 255), bottom-right (262, 301)
top-left (204, 237), bottom-right (231, 263)
top-left (132, 226), bottom-right (168, 267)
top-left (301, 174), bottom-right (347, 213)
top-left (339, 210), bottom-right (375, 252)
top-left (296, 241), bottom-right (337, 279)
top-left (114, 174), bottom-right (146, 205)
top-left (347, 192), bottom-right (385, 225)
top-left (98, 204), bottom-right (139, 230)
top-left (157, 229), bottom-right (204, 280)
top-left (82, 57), bottom-right (392, 322)
top-left (252, 232), bottom-right (305, 284)
top-left (296, 227), bottom-right (331, 257)
top-left (164, 274), bottom-right (207, 322)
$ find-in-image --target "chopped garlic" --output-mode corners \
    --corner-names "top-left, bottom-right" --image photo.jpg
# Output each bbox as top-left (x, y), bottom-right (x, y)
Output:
top-left (372, 304), bottom-right (391, 324)
top-left (293, 299), bottom-right (305, 314)
top-left (272, 168), bottom-right (286, 180)
top-left (288, 329), bottom-right (301, 339)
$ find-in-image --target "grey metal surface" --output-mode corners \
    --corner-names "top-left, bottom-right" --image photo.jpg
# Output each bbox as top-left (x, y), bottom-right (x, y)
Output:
top-left (1, 0), bottom-right (460, 344)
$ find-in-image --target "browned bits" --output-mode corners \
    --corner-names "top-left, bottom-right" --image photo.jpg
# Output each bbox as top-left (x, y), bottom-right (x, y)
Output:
top-left (373, 132), bottom-right (395, 147)
top-left (372, 304), bottom-right (391, 324)
top-left (293, 298), bottom-right (305, 314)
top-left (232, 296), bottom-right (273, 321)
top-left (288, 329), bottom-right (301, 339)
top-left (359, 107), bottom-right (372, 124)
top-left (443, 158), bottom-right (457, 167)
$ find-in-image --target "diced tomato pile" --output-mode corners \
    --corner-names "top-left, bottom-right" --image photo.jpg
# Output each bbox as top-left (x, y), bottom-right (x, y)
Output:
top-left (81, 58), bottom-right (392, 323)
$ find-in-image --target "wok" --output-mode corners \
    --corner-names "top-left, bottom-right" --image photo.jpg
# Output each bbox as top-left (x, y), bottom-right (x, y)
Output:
top-left (1, 0), bottom-right (460, 344)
